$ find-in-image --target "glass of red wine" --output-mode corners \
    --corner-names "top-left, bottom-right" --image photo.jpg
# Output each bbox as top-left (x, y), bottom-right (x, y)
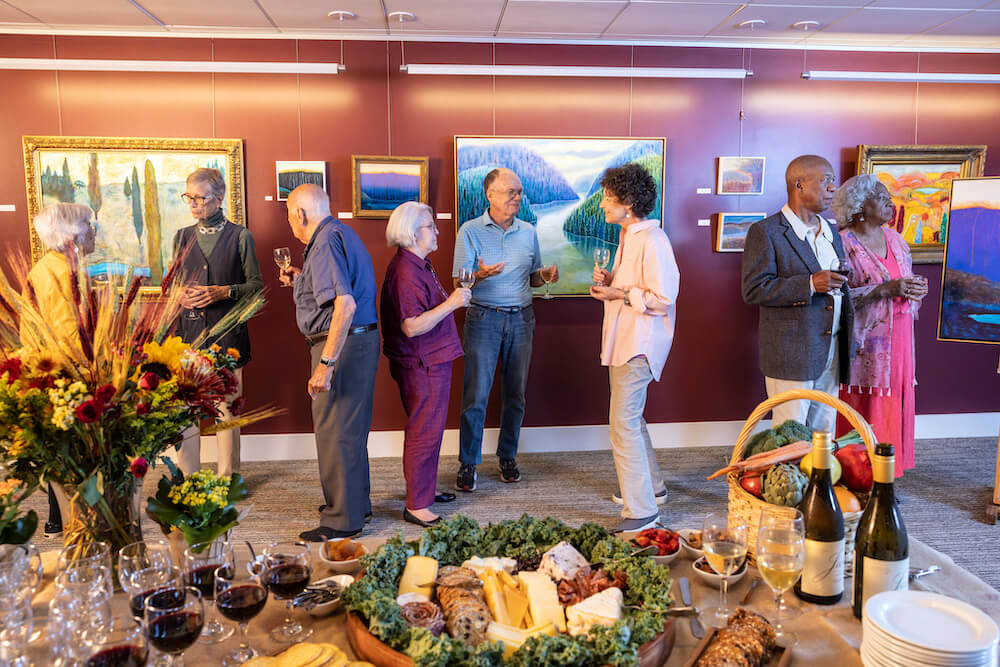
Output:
top-left (124, 566), bottom-right (183, 626)
top-left (184, 540), bottom-right (234, 644)
top-left (214, 544), bottom-right (268, 666)
top-left (85, 620), bottom-right (149, 667)
top-left (263, 541), bottom-right (312, 643)
top-left (144, 586), bottom-right (204, 667)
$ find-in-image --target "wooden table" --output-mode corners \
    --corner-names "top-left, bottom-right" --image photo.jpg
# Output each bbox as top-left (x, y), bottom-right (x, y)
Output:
top-left (23, 536), bottom-right (1000, 666)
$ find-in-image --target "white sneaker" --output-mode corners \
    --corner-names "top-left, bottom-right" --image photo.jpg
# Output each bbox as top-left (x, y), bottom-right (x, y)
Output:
top-left (612, 488), bottom-right (667, 505)
top-left (612, 515), bottom-right (660, 533)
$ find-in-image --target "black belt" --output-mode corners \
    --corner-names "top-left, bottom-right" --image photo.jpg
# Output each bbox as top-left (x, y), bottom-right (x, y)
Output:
top-left (470, 302), bottom-right (532, 314)
top-left (305, 322), bottom-right (377, 346)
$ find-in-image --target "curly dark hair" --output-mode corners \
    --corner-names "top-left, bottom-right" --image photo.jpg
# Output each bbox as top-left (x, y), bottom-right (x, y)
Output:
top-left (599, 163), bottom-right (657, 219)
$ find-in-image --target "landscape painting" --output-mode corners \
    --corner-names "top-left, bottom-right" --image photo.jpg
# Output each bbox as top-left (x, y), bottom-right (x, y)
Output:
top-left (717, 212), bottom-right (766, 252)
top-left (351, 155), bottom-right (428, 218)
top-left (857, 144), bottom-right (987, 263)
top-left (939, 177), bottom-right (1000, 344)
top-left (455, 136), bottom-right (665, 297)
top-left (718, 156), bottom-right (765, 195)
top-left (23, 136), bottom-right (245, 293)
top-left (276, 160), bottom-right (326, 201)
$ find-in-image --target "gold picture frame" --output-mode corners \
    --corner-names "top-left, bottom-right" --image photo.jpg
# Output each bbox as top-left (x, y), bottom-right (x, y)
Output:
top-left (857, 144), bottom-right (987, 264)
top-left (23, 135), bottom-right (246, 294)
top-left (351, 155), bottom-right (429, 219)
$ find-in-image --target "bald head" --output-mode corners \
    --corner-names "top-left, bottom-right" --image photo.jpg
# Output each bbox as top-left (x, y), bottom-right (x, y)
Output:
top-left (786, 155), bottom-right (832, 195)
top-left (785, 155), bottom-right (836, 217)
top-left (287, 183), bottom-right (331, 221)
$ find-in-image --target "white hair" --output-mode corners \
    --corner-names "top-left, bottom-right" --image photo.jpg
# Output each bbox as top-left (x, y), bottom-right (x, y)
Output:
top-left (832, 174), bottom-right (881, 228)
top-left (385, 202), bottom-right (433, 248)
top-left (33, 203), bottom-right (93, 252)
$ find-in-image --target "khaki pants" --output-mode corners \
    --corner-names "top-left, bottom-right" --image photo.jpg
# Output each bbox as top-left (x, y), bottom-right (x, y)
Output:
top-left (177, 367), bottom-right (242, 477)
top-left (765, 337), bottom-right (840, 435)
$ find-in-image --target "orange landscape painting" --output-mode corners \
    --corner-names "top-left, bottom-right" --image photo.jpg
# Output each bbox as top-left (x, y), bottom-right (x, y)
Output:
top-left (875, 163), bottom-right (962, 247)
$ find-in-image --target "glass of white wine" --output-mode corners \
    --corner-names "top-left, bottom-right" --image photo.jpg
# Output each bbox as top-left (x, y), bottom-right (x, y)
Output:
top-left (702, 512), bottom-right (748, 627)
top-left (757, 507), bottom-right (805, 645)
top-left (458, 266), bottom-right (476, 290)
top-left (593, 247), bottom-right (611, 285)
top-left (539, 265), bottom-right (555, 300)
top-left (273, 247), bottom-right (291, 287)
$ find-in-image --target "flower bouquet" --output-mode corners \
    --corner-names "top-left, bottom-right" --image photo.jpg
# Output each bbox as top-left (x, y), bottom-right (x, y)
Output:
top-left (0, 478), bottom-right (38, 544)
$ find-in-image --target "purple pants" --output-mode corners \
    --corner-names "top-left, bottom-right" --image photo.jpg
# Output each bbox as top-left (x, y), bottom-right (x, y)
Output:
top-left (389, 360), bottom-right (452, 510)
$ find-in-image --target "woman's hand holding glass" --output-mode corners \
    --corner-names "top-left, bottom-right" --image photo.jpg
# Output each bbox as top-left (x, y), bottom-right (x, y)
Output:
top-left (756, 507), bottom-right (806, 645)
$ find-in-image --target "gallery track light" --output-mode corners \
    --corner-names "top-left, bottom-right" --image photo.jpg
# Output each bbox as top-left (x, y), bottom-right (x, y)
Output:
top-left (803, 70), bottom-right (1000, 84)
top-left (0, 58), bottom-right (345, 74)
top-left (400, 64), bottom-right (752, 79)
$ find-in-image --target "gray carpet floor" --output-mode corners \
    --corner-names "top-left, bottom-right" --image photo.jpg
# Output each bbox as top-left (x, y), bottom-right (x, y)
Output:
top-left (25, 436), bottom-right (1000, 591)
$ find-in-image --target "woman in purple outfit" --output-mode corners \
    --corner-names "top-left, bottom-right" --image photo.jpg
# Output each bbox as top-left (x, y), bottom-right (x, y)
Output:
top-left (381, 202), bottom-right (471, 526)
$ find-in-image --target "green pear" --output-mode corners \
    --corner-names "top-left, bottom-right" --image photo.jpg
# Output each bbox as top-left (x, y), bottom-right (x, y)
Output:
top-left (800, 450), bottom-right (842, 485)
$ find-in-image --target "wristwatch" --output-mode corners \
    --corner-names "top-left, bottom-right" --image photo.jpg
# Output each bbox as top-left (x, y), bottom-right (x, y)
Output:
top-left (623, 292), bottom-right (631, 307)
top-left (228, 285), bottom-right (237, 300)
top-left (319, 356), bottom-right (337, 368)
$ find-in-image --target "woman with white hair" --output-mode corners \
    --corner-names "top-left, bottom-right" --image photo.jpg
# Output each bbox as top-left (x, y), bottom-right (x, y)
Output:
top-left (832, 174), bottom-right (928, 476)
top-left (380, 201), bottom-right (470, 526)
top-left (24, 202), bottom-right (97, 537)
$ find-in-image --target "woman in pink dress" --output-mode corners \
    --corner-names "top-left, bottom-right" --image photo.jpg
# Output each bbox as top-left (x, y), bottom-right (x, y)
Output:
top-left (832, 175), bottom-right (929, 476)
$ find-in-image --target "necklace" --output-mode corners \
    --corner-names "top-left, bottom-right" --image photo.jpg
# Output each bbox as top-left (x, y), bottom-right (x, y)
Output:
top-left (198, 220), bottom-right (225, 235)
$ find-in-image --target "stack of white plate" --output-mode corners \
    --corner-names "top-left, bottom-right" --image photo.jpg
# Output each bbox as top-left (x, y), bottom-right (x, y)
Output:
top-left (861, 590), bottom-right (999, 667)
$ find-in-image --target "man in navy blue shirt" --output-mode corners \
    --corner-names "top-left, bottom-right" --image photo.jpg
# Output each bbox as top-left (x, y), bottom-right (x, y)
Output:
top-left (281, 184), bottom-right (378, 541)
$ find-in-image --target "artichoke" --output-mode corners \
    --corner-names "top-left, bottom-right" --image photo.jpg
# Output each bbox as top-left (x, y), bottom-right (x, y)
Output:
top-left (762, 463), bottom-right (809, 507)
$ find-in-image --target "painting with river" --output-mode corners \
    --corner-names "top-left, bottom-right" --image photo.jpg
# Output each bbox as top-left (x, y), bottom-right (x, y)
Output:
top-left (454, 136), bottom-right (665, 296)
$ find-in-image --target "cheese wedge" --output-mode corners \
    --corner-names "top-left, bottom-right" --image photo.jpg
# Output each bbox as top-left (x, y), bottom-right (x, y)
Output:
top-left (504, 583), bottom-right (530, 628)
top-left (276, 643), bottom-right (323, 666)
top-left (482, 573), bottom-right (512, 625)
top-left (397, 555), bottom-right (438, 601)
top-left (565, 588), bottom-right (623, 637)
top-left (516, 571), bottom-right (566, 633)
top-left (486, 621), bottom-right (558, 658)
top-left (539, 541), bottom-right (590, 581)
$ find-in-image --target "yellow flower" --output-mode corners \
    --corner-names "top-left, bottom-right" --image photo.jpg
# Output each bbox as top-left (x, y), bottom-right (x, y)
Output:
top-left (226, 348), bottom-right (240, 361)
top-left (8, 438), bottom-right (28, 456)
top-left (209, 344), bottom-right (221, 353)
top-left (0, 478), bottom-right (22, 497)
top-left (143, 337), bottom-right (191, 372)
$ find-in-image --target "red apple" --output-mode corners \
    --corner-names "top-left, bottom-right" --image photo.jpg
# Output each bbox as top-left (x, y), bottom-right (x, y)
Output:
top-left (834, 443), bottom-right (873, 492)
top-left (740, 470), bottom-right (764, 498)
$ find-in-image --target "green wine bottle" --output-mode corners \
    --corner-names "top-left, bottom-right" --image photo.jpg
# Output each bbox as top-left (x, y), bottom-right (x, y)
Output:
top-left (795, 430), bottom-right (845, 604)
top-left (852, 442), bottom-right (908, 619)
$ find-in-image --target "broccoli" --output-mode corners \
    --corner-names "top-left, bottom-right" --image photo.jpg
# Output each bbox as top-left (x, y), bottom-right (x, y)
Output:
top-left (762, 463), bottom-right (809, 507)
top-left (774, 419), bottom-right (812, 445)
top-left (743, 419), bottom-right (812, 460)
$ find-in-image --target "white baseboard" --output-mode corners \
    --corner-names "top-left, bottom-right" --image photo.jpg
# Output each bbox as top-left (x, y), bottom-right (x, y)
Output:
top-left (181, 412), bottom-right (1000, 463)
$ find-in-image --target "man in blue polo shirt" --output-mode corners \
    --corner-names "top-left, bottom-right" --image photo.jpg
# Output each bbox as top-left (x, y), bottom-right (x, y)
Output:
top-left (281, 184), bottom-right (378, 541)
top-left (452, 168), bottom-right (558, 491)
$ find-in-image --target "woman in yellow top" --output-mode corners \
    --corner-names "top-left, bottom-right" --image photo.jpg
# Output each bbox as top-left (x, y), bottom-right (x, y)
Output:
top-left (22, 202), bottom-right (96, 537)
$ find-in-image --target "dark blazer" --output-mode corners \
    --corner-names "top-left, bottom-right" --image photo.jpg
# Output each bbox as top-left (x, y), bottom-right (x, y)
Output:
top-left (741, 211), bottom-right (854, 384)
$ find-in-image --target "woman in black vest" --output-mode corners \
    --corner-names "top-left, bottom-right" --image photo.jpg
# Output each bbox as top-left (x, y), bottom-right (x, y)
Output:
top-left (173, 168), bottom-right (263, 479)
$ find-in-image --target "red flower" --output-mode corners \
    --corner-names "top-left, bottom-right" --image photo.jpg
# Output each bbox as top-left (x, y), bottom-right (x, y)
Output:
top-left (219, 368), bottom-right (238, 396)
top-left (138, 372), bottom-right (160, 391)
top-left (28, 376), bottom-right (54, 390)
top-left (75, 399), bottom-right (101, 423)
top-left (229, 396), bottom-right (246, 416)
top-left (0, 358), bottom-right (21, 383)
top-left (129, 457), bottom-right (148, 479)
top-left (94, 384), bottom-right (116, 405)
top-left (136, 402), bottom-right (151, 416)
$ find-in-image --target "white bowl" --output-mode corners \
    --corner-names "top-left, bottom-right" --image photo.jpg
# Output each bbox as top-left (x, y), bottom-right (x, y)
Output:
top-left (678, 529), bottom-right (704, 560)
top-left (317, 540), bottom-right (368, 574)
top-left (651, 545), bottom-right (680, 566)
top-left (304, 574), bottom-right (354, 617)
top-left (691, 556), bottom-right (748, 589)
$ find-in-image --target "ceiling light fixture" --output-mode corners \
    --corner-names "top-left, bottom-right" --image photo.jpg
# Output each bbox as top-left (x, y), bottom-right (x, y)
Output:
top-left (400, 64), bottom-right (752, 79)
top-left (326, 10), bottom-right (356, 21)
top-left (792, 20), bottom-right (820, 31)
top-left (0, 58), bottom-right (345, 74)
top-left (738, 19), bottom-right (766, 31)
top-left (387, 11), bottom-right (416, 22)
top-left (803, 70), bottom-right (1000, 83)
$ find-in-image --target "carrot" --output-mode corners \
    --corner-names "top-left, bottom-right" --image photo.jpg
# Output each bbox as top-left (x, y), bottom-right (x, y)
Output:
top-left (706, 440), bottom-right (811, 480)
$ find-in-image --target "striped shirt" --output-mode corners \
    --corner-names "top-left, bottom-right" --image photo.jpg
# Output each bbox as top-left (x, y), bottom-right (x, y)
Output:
top-left (452, 211), bottom-right (542, 307)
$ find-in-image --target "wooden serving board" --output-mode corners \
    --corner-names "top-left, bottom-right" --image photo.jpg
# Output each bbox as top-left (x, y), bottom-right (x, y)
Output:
top-left (346, 612), bottom-right (676, 667)
top-left (681, 627), bottom-right (790, 667)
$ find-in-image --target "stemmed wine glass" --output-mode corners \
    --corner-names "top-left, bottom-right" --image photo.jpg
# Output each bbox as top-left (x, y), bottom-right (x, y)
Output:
top-left (757, 507), bottom-right (806, 645)
top-left (125, 566), bottom-right (183, 625)
top-left (184, 540), bottom-right (234, 644)
top-left (215, 543), bottom-right (268, 666)
top-left (118, 541), bottom-right (173, 592)
top-left (593, 248), bottom-right (611, 285)
top-left (84, 619), bottom-right (149, 667)
top-left (273, 248), bottom-right (291, 287)
top-left (829, 258), bottom-right (851, 296)
top-left (702, 512), bottom-right (748, 627)
top-left (144, 586), bottom-right (204, 667)
top-left (263, 542), bottom-right (312, 643)
top-left (0, 593), bottom-right (32, 667)
top-left (458, 266), bottom-right (476, 290)
top-left (539, 265), bottom-right (556, 300)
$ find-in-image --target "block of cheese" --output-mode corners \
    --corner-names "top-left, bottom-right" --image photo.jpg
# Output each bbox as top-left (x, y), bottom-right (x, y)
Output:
top-left (482, 573), bottom-right (512, 625)
top-left (538, 541), bottom-right (590, 582)
top-left (516, 571), bottom-right (566, 633)
top-left (397, 556), bottom-right (438, 601)
top-left (462, 556), bottom-right (517, 576)
top-left (504, 584), bottom-right (530, 628)
top-left (565, 587), bottom-right (623, 637)
top-left (486, 621), bottom-right (557, 659)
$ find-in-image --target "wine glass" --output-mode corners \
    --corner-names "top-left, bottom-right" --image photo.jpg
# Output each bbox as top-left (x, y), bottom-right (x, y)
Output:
top-left (58, 541), bottom-right (112, 574)
top-left (84, 619), bottom-right (149, 667)
top-left (215, 544), bottom-right (268, 666)
top-left (0, 544), bottom-right (42, 603)
top-left (125, 566), bottom-right (184, 626)
top-left (273, 248), bottom-right (291, 287)
top-left (829, 258), bottom-right (851, 296)
top-left (184, 540), bottom-right (234, 644)
top-left (539, 264), bottom-right (556, 300)
top-left (757, 507), bottom-right (806, 645)
top-left (118, 541), bottom-right (173, 592)
top-left (263, 542), bottom-right (312, 643)
top-left (145, 586), bottom-right (204, 667)
top-left (48, 564), bottom-right (115, 663)
top-left (702, 512), bottom-right (748, 627)
top-left (0, 593), bottom-right (32, 667)
top-left (458, 266), bottom-right (476, 290)
top-left (593, 248), bottom-right (611, 285)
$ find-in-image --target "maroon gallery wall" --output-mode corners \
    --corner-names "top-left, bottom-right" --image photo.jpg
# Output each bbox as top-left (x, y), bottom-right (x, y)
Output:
top-left (1, 35), bottom-right (999, 436)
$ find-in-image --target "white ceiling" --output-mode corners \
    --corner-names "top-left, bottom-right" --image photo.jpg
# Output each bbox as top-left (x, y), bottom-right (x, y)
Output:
top-left (1, 0), bottom-right (999, 51)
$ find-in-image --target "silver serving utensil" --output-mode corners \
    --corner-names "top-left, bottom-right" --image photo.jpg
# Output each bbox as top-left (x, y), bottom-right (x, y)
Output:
top-left (679, 577), bottom-right (705, 638)
top-left (740, 576), bottom-right (761, 604)
top-left (623, 605), bottom-right (698, 616)
top-left (909, 565), bottom-right (941, 581)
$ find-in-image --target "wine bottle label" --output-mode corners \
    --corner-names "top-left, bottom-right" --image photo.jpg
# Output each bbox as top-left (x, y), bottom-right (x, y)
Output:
top-left (801, 538), bottom-right (845, 597)
top-left (856, 556), bottom-right (909, 612)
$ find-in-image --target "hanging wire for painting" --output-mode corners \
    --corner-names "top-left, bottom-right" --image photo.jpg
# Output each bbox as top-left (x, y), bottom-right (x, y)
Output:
top-left (739, 48), bottom-right (747, 157)
top-left (913, 52), bottom-right (921, 144)
top-left (295, 40), bottom-right (303, 160)
top-left (52, 35), bottom-right (63, 136)
top-left (628, 46), bottom-right (634, 137)
top-left (386, 41), bottom-right (392, 156)
top-left (210, 40), bottom-right (216, 138)
top-left (491, 42), bottom-right (496, 136)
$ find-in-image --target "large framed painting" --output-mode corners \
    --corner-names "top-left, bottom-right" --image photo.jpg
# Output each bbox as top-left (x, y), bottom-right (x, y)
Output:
top-left (716, 212), bottom-right (766, 252)
top-left (23, 135), bottom-right (245, 293)
top-left (454, 136), bottom-right (666, 297)
top-left (717, 156), bottom-right (765, 195)
top-left (857, 144), bottom-right (987, 264)
top-left (351, 155), bottom-right (429, 219)
top-left (938, 177), bottom-right (1000, 345)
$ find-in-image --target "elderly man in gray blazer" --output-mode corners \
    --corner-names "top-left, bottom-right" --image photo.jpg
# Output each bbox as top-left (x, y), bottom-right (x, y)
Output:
top-left (741, 155), bottom-right (854, 434)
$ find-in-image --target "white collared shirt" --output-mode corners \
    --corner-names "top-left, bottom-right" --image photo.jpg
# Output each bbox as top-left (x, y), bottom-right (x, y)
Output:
top-left (600, 219), bottom-right (680, 381)
top-left (780, 204), bottom-right (841, 335)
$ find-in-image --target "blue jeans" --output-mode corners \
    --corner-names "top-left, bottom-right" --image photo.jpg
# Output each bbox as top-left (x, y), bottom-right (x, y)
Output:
top-left (459, 304), bottom-right (535, 465)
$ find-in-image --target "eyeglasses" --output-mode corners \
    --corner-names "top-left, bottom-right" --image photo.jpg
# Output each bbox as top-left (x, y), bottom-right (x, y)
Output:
top-left (489, 187), bottom-right (523, 200)
top-left (181, 193), bottom-right (215, 205)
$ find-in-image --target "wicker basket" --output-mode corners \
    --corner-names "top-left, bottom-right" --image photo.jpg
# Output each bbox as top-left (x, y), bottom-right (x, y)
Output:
top-left (727, 388), bottom-right (877, 575)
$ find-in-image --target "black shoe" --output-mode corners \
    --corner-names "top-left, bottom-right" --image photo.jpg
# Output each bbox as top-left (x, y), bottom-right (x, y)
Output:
top-left (298, 526), bottom-right (362, 542)
top-left (44, 520), bottom-right (62, 538)
top-left (499, 458), bottom-right (521, 483)
top-left (404, 508), bottom-right (441, 528)
top-left (434, 492), bottom-right (457, 503)
top-left (317, 505), bottom-right (372, 523)
top-left (455, 464), bottom-right (477, 492)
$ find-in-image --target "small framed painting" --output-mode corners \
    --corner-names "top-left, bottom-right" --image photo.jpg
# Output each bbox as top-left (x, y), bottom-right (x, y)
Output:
top-left (276, 161), bottom-right (327, 201)
top-left (718, 156), bottom-right (765, 195)
top-left (351, 155), bottom-right (429, 219)
top-left (716, 212), bottom-right (766, 252)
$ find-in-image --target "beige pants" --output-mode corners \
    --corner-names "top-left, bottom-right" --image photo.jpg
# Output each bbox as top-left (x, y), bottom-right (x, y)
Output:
top-left (765, 338), bottom-right (840, 435)
top-left (177, 367), bottom-right (242, 477)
